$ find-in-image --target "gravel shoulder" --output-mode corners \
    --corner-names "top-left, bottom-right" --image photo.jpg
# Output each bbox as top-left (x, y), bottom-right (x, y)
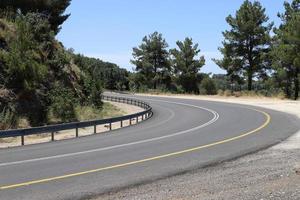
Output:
top-left (93, 94), bottom-right (300, 200)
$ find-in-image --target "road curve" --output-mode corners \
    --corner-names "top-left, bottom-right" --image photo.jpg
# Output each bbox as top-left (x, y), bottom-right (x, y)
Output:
top-left (0, 95), bottom-right (299, 200)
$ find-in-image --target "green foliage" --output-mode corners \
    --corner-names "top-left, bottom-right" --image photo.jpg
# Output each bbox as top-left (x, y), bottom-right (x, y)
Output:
top-left (73, 54), bottom-right (129, 91)
top-left (48, 86), bottom-right (77, 123)
top-left (0, 11), bottom-right (106, 129)
top-left (213, 47), bottom-right (244, 91)
top-left (131, 32), bottom-right (170, 89)
top-left (170, 38), bottom-right (205, 93)
top-left (81, 74), bottom-right (103, 108)
top-left (4, 14), bottom-right (47, 92)
top-left (217, 0), bottom-right (273, 91)
top-left (0, 0), bottom-right (71, 33)
top-left (271, 0), bottom-right (300, 100)
top-left (0, 89), bottom-right (17, 129)
top-left (0, 105), bottom-right (17, 129)
top-left (199, 77), bottom-right (217, 95)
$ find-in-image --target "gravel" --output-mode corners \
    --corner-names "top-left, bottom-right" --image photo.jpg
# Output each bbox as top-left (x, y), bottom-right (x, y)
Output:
top-left (91, 136), bottom-right (300, 200)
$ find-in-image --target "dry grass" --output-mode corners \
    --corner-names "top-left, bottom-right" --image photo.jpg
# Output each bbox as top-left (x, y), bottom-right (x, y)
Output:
top-left (138, 90), bottom-right (288, 100)
top-left (75, 102), bottom-right (125, 122)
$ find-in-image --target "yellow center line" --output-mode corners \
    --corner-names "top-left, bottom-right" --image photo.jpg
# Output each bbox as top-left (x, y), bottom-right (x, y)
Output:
top-left (0, 108), bottom-right (271, 190)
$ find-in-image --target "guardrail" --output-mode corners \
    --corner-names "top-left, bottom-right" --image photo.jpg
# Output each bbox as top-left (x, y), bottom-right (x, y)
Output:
top-left (0, 95), bottom-right (152, 146)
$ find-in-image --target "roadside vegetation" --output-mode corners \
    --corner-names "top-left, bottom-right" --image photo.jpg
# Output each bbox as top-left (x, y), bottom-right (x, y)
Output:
top-left (0, 0), bottom-right (299, 130)
top-left (0, 0), bottom-right (129, 130)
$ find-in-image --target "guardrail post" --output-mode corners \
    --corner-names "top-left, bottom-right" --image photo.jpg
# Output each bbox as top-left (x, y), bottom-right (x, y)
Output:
top-left (76, 127), bottom-right (79, 138)
top-left (142, 114), bottom-right (144, 121)
top-left (136, 116), bottom-right (139, 123)
top-left (120, 120), bottom-right (123, 128)
top-left (94, 125), bottom-right (97, 134)
top-left (51, 132), bottom-right (55, 141)
top-left (129, 118), bottom-right (132, 125)
top-left (109, 123), bottom-right (112, 130)
top-left (21, 135), bottom-right (24, 146)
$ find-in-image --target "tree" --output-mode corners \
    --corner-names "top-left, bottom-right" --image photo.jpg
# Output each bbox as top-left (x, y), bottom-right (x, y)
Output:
top-left (0, 0), bottom-right (71, 33)
top-left (213, 45), bottom-right (244, 93)
top-left (218, 0), bottom-right (273, 91)
top-left (4, 14), bottom-right (47, 92)
top-left (131, 32), bottom-right (170, 89)
top-left (271, 0), bottom-right (300, 100)
top-left (73, 54), bottom-right (130, 91)
top-left (170, 37), bottom-right (205, 93)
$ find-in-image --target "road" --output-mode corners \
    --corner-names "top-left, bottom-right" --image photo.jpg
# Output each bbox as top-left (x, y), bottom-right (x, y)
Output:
top-left (0, 95), bottom-right (299, 200)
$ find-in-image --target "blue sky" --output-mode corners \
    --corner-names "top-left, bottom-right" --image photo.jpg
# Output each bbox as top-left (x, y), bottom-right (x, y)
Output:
top-left (57, 0), bottom-right (289, 74)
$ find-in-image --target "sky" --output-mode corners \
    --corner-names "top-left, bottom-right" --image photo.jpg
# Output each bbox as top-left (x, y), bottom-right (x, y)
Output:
top-left (57, 0), bottom-right (289, 74)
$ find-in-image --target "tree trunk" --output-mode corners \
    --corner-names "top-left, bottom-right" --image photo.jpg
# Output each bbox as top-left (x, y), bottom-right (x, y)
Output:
top-left (285, 82), bottom-right (291, 98)
top-left (153, 65), bottom-right (157, 89)
top-left (294, 71), bottom-right (299, 100)
top-left (247, 71), bottom-right (253, 91)
top-left (230, 76), bottom-right (234, 94)
top-left (285, 73), bottom-right (291, 99)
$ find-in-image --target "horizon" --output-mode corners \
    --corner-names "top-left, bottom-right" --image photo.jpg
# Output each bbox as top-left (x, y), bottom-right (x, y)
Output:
top-left (57, 0), bottom-right (288, 74)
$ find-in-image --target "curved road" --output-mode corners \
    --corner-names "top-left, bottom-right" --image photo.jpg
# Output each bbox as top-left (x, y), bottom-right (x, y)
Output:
top-left (0, 95), bottom-right (299, 200)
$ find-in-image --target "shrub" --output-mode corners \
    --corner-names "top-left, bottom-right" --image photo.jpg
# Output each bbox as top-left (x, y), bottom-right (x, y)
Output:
top-left (48, 87), bottom-right (77, 123)
top-left (223, 90), bottom-right (232, 97)
top-left (199, 78), bottom-right (217, 95)
top-left (217, 89), bottom-right (224, 96)
top-left (233, 91), bottom-right (242, 97)
top-left (0, 105), bottom-right (17, 129)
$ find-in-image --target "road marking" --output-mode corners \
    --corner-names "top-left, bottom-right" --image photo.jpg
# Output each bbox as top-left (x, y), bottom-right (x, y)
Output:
top-left (0, 108), bottom-right (270, 190)
top-left (0, 100), bottom-right (218, 167)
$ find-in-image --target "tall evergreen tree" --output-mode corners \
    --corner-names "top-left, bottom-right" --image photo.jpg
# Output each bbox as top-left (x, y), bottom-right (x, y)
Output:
top-left (213, 46), bottom-right (243, 93)
top-left (0, 0), bottom-right (71, 33)
top-left (131, 32), bottom-right (169, 89)
top-left (271, 0), bottom-right (300, 100)
top-left (170, 37), bottom-right (205, 93)
top-left (218, 0), bottom-right (273, 91)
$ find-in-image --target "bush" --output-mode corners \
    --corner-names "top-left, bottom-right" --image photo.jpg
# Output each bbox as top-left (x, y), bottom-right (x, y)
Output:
top-left (223, 90), bottom-right (232, 97)
top-left (0, 89), bottom-right (17, 129)
top-left (233, 91), bottom-right (242, 97)
top-left (199, 78), bottom-right (217, 95)
top-left (81, 74), bottom-right (103, 108)
top-left (48, 87), bottom-right (77, 123)
top-left (0, 105), bottom-right (17, 129)
top-left (217, 89), bottom-right (224, 96)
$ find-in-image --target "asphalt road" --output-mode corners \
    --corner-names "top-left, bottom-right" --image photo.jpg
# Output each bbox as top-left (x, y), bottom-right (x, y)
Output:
top-left (0, 95), bottom-right (299, 200)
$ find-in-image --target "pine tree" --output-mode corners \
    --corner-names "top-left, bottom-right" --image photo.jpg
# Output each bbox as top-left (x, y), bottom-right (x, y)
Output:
top-left (170, 38), bottom-right (205, 93)
top-left (218, 0), bottom-right (273, 91)
top-left (272, 0), bottom-right (300, 100)
top-left (0, 0), bottom-right (71, 33)
top-left (213, 46), bottom-right (243, 93)
top-left (131, 32), bottom-right (170, 89)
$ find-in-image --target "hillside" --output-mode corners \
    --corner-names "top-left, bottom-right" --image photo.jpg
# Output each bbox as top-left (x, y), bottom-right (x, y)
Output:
top-left (0, 12), bottom-right (129, 130)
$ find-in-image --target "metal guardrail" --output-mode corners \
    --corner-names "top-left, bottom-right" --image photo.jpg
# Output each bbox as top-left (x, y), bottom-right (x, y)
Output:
top-left (0, 95), bottom-right (152, 146)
